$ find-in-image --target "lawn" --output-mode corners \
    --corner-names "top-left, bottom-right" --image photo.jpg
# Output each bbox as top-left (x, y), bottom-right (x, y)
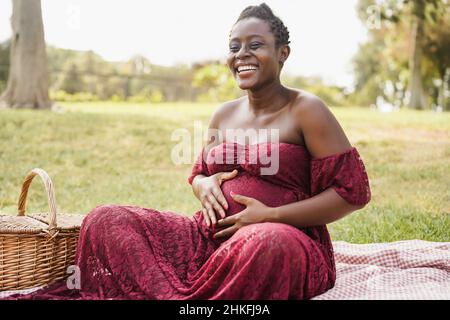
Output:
top-left (0, 102), bottom-right (449, 243)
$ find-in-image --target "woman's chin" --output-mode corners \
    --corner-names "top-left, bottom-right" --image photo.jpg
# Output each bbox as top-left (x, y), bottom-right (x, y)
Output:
top-left (237, 81), bottom-right (256, 90)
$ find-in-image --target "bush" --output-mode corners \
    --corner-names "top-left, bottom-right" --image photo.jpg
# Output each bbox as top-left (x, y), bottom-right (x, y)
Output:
top-left (50, 90), bottom-right (99, 102)
top-left (127, 88), bottom-right (165, 103)
top-left (307, 85), bottom-right (349, 107)
top-left (110, 94), bottom-right (124, 103)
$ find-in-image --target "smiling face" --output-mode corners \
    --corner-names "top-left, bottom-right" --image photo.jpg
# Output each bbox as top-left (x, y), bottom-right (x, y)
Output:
top-left (227, 17), bottom-right (289, 91)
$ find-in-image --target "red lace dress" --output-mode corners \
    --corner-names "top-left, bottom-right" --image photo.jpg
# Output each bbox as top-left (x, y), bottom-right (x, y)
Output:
top-left (4, 142), bottom-right (370, 300)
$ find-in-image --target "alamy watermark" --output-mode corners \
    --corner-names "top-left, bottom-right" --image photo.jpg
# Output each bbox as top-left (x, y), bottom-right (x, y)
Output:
top-left (66, 265), bottom-right (81, 290)
top-left (366, 4), bottom-right (381, 30)
top-left (171, 121), bottom-right (280, 175)
top-left (66, 3), bottom-right (81, 31)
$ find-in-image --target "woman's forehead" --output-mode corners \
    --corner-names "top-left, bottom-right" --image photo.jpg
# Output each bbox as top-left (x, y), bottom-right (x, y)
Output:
top-left (229, 17), bottom-right (273, 41)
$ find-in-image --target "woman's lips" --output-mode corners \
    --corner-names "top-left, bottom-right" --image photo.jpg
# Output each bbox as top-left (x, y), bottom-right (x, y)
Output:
top-left (236, 68), bottom-right (258, 78)
top-left (235, 64), bottom-right (259, 77)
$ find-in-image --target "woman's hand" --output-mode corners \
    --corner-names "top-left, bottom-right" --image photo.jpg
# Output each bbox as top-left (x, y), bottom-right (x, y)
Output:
top-left (214, 191), bottom-right (274, 239)
top-left (193, 169), bottom-right (239, 227)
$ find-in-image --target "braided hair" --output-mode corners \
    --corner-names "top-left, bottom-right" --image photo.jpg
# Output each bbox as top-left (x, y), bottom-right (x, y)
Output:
top-left (234, 3), bottom-right (290, 47)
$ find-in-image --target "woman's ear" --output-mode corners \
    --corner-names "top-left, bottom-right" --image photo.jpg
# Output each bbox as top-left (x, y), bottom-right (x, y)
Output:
top-left (279, 45), bottom-right (291, 64)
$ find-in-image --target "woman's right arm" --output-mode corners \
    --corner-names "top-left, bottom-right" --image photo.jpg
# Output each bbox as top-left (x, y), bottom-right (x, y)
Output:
top-left (190, 102), bottom-right (238, 227)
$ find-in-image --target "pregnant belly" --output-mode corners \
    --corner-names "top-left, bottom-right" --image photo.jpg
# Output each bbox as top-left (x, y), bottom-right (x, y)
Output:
top-left (221, 172), bottom-right (299, 217)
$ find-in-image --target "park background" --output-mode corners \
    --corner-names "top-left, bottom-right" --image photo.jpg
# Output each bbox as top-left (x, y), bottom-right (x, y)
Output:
top-left (0, 0), bottom-right (448, 243)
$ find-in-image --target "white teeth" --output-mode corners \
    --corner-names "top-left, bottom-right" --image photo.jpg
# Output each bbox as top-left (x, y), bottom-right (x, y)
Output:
top-left (237, 65), bottom-right (257, 73)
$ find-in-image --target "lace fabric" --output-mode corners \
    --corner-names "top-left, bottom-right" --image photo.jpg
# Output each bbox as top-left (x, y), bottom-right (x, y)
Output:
top-left (310, 147), bottom-right (371, 206)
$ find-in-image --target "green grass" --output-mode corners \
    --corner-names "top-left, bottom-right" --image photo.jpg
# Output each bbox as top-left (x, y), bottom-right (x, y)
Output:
top-left (1, 102), bottom-right (449, 243)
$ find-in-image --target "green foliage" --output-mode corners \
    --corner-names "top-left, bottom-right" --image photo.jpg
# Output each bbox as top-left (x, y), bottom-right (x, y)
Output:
top-left (50, 90), bottom-right (99, 102)
top-left (56, 62), bottom-right (84, 94)
top-left (192, 63), bottom-right (243, 102)
top-left (0, 40), bottom-right (10, 91)
top-left (283, 75), bottom-right (350, 106)
top-left (45, 47), bottom-right (195, 102)
top-left (127, 87), bottom-right (165, 103)
top-left (354, 0), bottom-right (450, 110)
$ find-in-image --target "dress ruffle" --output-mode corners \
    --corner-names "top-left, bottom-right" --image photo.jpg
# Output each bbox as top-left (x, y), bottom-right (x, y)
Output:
top-left (310, 147), bottom-right (371, 206)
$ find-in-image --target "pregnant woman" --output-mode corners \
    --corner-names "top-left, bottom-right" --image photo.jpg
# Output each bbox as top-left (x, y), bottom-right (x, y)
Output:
top-left (8, 3), bottom-right (370, 300)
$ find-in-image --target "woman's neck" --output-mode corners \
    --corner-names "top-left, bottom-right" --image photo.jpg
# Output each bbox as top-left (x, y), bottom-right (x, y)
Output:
top-left (246, 81), bottom-right (291, 116)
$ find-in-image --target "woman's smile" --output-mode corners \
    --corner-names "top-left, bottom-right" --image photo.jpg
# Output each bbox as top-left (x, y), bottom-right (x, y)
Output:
top-left (236, 64), bottom-right (259, 77)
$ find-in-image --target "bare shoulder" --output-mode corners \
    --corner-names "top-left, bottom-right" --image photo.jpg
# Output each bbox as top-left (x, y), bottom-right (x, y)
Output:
top-left (290, 89), bottom-right (333, 124)
top-left (289, 89), bottom-right (351, 158)
top-left (208, 96), bottom-right (245, 129)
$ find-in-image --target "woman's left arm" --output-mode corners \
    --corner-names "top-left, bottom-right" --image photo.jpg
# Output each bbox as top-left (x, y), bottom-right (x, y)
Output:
top-left (214, 187), bottom-right (362, 238)
top-left (264, 187), bottom-right (364, 228)
top-left (265, 95), bottom-right (368, 227)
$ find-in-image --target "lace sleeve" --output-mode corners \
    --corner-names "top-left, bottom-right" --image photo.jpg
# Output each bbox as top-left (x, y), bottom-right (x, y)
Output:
top-left (187, 146), bottom-right (210, 185)
top-left (310, 147), bottom-right (371, 206)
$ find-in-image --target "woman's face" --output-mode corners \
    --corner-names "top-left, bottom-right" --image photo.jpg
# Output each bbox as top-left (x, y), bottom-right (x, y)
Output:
top-left (227, 17), bottom-right (287, 91)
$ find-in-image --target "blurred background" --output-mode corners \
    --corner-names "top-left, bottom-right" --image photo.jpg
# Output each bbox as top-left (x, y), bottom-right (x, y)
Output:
top-left (0, 0), bottom-right (448, 243)
top-left (0, 0), bottom-right (448, 109)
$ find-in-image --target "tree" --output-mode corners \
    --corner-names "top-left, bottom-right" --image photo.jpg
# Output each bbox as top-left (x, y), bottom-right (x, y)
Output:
top-left (423, 3), bottom-right (450, 110)
top-left (0, 40), bottom-right (10, 92)
top-left (408, 0), bottom-right (426, 109)
top-left (0, 0), bottom-right (51, 109)
top-left (56, 62), bottom-right (84, 94)
top-left (354, 0), bottom-right (449, 110)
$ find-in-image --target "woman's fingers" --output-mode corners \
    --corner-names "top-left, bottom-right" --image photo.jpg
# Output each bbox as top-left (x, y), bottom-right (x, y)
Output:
top-left (206, 194), bottom-right (224, 222)
top-left (203, 200), bottom-right (217, 226)
top-left (216, 214), bottom-right (238, 228)
top-left (198, 170), bottom-right (239, 228)
top-left (201, 207), bottom-right (211, 227)
top-left (212, 188), bottom-right (228, 214)
top-left (219, 169), bottom-right (238, 185)
top-left (214, 225), bottom-right (238, 239)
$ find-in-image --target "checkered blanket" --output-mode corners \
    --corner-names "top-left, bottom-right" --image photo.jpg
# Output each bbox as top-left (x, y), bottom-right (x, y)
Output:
top-left (1, 240), bottom-right (449, 300)
top-left (313, 240), bottom-right (450, 300)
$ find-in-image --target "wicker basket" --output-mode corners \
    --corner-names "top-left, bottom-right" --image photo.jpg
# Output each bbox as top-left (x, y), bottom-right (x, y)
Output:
top-left (0, 168), bottom-right (85, 291)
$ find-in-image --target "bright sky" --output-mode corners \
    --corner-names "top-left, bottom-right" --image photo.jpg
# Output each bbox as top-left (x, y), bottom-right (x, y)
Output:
top-left (0, 0), bottom-right (368, 88)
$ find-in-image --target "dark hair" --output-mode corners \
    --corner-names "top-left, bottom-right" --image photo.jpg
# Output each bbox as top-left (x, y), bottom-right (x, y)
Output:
top-left (234, 3), bottom-right (290, 47)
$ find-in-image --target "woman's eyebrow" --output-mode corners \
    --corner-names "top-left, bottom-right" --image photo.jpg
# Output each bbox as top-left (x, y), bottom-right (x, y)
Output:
top-left (229, 34), bottom-right (265, 42)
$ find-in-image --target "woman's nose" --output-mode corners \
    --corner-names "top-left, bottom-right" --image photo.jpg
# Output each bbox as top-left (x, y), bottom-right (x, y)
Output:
top-left (236, 45), bottom-right (250, 59)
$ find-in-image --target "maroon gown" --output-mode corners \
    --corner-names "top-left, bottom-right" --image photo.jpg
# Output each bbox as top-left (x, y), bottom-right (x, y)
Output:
top-left (4, 142), bottom-right (371, 300)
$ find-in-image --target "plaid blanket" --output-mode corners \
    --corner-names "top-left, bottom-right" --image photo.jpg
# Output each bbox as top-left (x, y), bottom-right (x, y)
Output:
top-left (1, 240), bottom-right (449, 300)
top-left (313, 240), bottom-right (450, 300)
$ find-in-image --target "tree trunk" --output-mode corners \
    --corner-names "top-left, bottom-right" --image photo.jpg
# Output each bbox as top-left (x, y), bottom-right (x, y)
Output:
top-left (408, 0), bottom-right (426, 110)
top-left (0, 0), bottom-right (51, 109)
top-left (443, 68), bottom-right (450, 111)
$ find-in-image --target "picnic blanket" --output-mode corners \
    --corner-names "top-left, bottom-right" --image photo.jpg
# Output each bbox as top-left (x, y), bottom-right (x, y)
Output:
top-left (313, 240), bottom-right (450, 300)
top-left (1, 239), bottom-right (449, 300)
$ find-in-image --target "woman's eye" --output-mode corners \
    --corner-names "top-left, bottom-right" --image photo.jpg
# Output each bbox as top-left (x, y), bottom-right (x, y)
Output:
top-left (229, 45), bottom-right (240, 52)
top-left (249, 43), bottom-right (262, 50)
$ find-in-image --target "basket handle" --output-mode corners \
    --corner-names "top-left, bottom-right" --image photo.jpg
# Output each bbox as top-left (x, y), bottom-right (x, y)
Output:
top-left (17, 168), bottom-right (58, 232)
